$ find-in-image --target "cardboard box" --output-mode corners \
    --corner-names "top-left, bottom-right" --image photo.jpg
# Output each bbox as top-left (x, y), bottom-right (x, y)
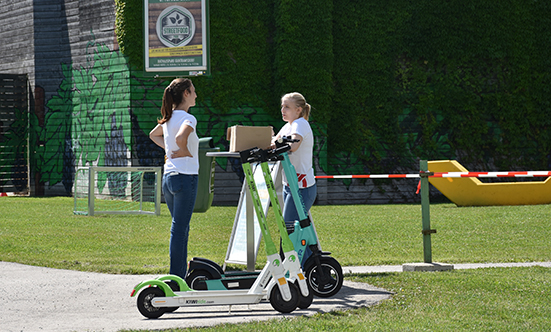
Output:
top-left (227, 125), bottom-right (273, 152)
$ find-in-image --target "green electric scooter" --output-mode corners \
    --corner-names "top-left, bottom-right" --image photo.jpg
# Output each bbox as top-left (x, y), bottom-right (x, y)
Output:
top-left (131, 144), bottom-right (306, 318)
top-left (187, 139), bottom-right (342, 298)
top-left (239, 145), bottom-right (312, 308)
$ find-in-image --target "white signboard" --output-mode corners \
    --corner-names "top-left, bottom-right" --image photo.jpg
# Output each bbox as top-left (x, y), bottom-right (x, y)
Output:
top-left (225, 162), bottom-right (282, 266)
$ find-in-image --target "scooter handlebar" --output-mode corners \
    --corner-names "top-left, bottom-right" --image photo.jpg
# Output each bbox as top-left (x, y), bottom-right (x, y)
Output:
top-left (272, 144), bottom-right (291, 156)
top-left (239, 136), bottom-right (298, 163)
top-left (239, 144), bottom-right (292, 164)
top-left (277, 136), bottom-right (300, 145)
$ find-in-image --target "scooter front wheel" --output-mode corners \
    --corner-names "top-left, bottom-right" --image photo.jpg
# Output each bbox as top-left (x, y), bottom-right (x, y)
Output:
top-left (304, 256), bottom-right (343, 298)
top-left (137, 287), bottom-right (166, 319)
top-left (269, 281), bottom-right (300, 313)
top-left (296, 281), bottom-right (314, 309)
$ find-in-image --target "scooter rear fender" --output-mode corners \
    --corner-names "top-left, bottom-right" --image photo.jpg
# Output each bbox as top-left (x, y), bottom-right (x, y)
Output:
top-left (131, 279), bottom-right (176, 298)
top-left (188, 259), bottom-right (223, 279)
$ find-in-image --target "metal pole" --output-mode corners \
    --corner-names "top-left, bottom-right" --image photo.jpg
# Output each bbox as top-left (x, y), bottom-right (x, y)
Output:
top-left (88, 166), bottom-right (95, 216)
top-left (420, 160), bottom-right (434, 263)
top-left (245, 181), bottom-right (255, 272)
top-left (139, 171), bottom-right (144, 212)
top-left (155, 168), bottom-right (161, 216)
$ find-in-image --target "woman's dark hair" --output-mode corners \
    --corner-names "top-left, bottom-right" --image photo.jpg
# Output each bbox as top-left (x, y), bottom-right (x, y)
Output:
top-left (158, 78), bottom-right (193, 124)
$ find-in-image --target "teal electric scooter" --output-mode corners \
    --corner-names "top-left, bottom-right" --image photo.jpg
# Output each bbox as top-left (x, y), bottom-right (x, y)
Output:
top-left (274, 136), bottom-right (343, 297)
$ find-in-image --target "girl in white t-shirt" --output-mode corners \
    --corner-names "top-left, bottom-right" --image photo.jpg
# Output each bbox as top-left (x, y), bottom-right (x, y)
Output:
top-left (149, 78), bottom-right (199, 280)
top-left (273, 92), bottom-right (317, 266)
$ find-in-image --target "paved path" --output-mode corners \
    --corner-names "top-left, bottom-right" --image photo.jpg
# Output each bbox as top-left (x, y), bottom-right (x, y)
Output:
top-left (0, 262), bottom-right (391, 332)
top-left (2, 261), bottom-right (550, 332)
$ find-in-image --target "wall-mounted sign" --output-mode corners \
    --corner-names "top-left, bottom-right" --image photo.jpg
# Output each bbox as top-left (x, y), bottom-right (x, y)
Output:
top-left (144, 0), bottom-right (209, 76)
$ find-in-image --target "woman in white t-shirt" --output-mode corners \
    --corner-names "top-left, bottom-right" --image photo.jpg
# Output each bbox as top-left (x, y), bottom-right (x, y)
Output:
top-left (273, 92), bottom-right (317, 265)
top-left (149, 78), bottom-right (199, 280)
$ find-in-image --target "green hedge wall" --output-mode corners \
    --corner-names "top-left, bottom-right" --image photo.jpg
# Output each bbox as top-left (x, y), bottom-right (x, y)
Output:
top-left (274, 0), bottom-right (333, 124)
top-left (116, 0), bottom-right (551, 175)
top-left (397, 0), bottom-right (551, 171)
top-left (331, 0), bottom-right (551, 175)
top-left (331, 1), bottom-right (408, 175)
top-left (194, 0), bottom-right (276, 114)
top-left (115, 0), bottom-right (143, 70)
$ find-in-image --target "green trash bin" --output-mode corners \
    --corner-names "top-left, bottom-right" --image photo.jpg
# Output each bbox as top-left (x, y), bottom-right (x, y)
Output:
top-left (194, 137), bottom-right (220, 212)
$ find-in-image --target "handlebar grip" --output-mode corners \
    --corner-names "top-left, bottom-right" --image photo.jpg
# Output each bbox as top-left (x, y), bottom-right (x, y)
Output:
top-left (274, 144), bottom-right (291, 155)
top-left (278, 135), bottom-right (300, 144)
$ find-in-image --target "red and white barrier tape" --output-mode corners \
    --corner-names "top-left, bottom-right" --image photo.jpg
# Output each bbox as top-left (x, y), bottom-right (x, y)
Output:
top-left (316, 171), bottom-right (551, 179)
top-left (316, 174), bottom-right (420, 179)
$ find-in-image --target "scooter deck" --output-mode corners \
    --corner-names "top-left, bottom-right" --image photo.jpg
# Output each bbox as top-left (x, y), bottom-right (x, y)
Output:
top-left (203, 273), bottom-right (260, 290)
top-left (151, 289), bottom-right (266, 308)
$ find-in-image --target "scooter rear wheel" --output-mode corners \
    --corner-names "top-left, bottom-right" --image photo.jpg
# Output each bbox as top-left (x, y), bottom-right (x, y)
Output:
top-left (269, 281), bottom-right (300, 313)
top-left (304, 256), bottom-right (343, 298)
top-left (186, 270), bottom-right (213, 290)
top-left (137, 287), bottom-right (166, 319)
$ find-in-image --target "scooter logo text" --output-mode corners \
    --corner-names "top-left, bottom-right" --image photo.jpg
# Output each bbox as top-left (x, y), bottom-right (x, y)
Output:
top-left (185, 299), bottom-right (213, 304)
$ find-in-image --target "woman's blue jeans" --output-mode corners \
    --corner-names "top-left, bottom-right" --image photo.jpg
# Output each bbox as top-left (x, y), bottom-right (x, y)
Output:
top-left (282, 183), bottom-right (317, 267)
top-left (162, 172), bottom-right (198, 279)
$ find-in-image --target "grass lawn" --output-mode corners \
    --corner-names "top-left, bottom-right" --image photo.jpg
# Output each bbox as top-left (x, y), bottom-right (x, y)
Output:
top-left (1, 197), bottom-right (550, 331)
top-left (130, 267), bottom-right (548, 332)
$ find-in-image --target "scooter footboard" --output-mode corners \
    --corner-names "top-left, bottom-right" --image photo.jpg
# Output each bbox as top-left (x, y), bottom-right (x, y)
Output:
top-left (151, 290), bottom-right (265, 308)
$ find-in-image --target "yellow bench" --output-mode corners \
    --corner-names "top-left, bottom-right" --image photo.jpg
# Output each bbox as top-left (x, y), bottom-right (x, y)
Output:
top-left (428, 160), bottom-right (551, 206)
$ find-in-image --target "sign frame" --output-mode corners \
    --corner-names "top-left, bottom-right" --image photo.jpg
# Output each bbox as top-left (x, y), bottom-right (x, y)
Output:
top-left (224, 162), bottom-right (283, 269)
top-left (143, 0), bottom-right (210, 77)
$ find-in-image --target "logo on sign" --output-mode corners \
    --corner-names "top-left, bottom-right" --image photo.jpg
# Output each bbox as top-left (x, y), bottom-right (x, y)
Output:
top-left (156, 6), bottom-right (196, 48)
